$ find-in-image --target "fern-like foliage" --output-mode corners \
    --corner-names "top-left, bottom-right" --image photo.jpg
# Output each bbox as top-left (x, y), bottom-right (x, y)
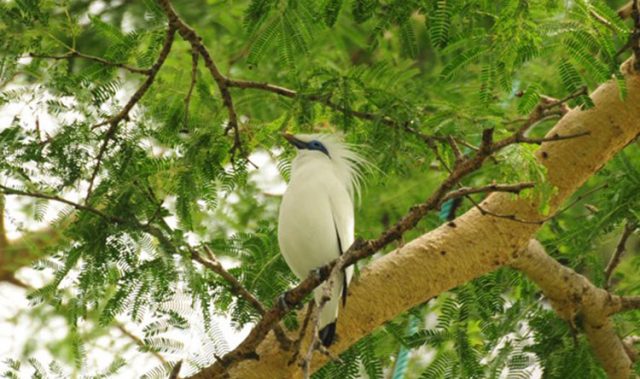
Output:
top-left (1, 0), bottom-right (637, 377)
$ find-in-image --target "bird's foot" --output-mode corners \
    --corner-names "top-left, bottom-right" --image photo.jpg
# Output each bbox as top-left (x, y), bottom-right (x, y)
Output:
top-left (278, 291), bottom-right (296, 312)
top-left (313, 266), bottom-right (331, 281)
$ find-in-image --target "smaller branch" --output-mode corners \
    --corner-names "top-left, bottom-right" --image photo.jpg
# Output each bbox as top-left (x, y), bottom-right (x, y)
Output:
top-left (0, 185), bottom-right (125, 224)
top-left (288, 302), bottom-right (314, 365)
top-left (85, 25), bottom-right (177, 201)
top-left (402, 125), bottom-right (451, 171)
top-left (619, 1), bottom-right (634, 19)
top-left (193, 246), bottom-right (291, 350)
top-left (604, 221), bottom-right (637, 289)
top-left (447, 136), bottom-right (463, 163)
top-left (0, 194), bottom-right (8, 262)
top-left (550, 182), bottom-right (609, 219)
top-left (440, 182), bottom-right (535, 204)
top-left (631, 0), bottom-right (640, 70)
top-left (184, 48), bottom-right (199, 129)
top-left (168, 360), bottom-right (183, 379)
top-left (28, 51), bottom-right (151, 75)
top-left (116, 323), bottom-right (167, 365)
top-left (227, 78), bottom-right (450, 151)
top-left (589, 9), bottom-right (618, 34)
top-left (465, 195), bottom-right (544, 225)
top-left (469, 182), bottom-right (608, 225)
top-left (622, 336), bottom-right (639, 362)
top-left (513, 131), bottom-right (591, 145)
top-left (156, 0), bottom-right (245, 158)
top-left (455, 138), bottom-right (479, 152)
top-left (503, 87), bottom-right (588, 147)
top-left (540, 87), bottom-right (588, 110)
top-left (301, 332), bottom-right (319, 379)
top-left (618, 296), bottom-right (640, 312)
top-left (479, 128), bottom-right (494, 154)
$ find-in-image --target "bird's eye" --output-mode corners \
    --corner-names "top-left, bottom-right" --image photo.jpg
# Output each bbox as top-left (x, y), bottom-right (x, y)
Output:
top-left (307, 140), bottom-right (330, 156)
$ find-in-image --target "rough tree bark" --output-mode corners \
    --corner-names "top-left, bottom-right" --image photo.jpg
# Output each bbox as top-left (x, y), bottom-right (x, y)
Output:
top-left (512, 240), bottom-right (635, 378)
top-left (198, 62), bottom-right (640, 379)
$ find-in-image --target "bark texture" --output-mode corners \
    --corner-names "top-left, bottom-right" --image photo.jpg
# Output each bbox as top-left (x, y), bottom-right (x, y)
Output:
top-left (211, 63), bottom-right (640, 379)
top-left (512, 240), bottom-right (633, 378)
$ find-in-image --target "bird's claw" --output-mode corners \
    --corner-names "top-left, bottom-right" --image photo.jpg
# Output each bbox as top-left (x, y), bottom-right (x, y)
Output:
top-left (313, 266), bottom-right (330, 281)
top-left (278, 292), bottom-right (295, 312)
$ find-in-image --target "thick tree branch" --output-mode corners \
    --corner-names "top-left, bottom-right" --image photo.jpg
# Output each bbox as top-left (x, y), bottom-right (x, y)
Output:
top-left (512, 240), bottom-right (634, 378)
top-left (186, 61), bottom-right (640, 379)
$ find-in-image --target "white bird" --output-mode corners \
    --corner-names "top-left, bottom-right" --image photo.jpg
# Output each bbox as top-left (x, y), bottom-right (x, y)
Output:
top-left (278, 133), bottom-right (368, 347)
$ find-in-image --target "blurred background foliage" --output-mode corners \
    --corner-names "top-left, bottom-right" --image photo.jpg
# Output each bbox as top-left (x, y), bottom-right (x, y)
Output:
top-left (0, 0), bottom-right (639, 377)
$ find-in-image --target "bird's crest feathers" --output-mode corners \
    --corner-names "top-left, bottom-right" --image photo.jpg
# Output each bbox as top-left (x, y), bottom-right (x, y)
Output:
top-left (290, 133), bottom-right (371, 202)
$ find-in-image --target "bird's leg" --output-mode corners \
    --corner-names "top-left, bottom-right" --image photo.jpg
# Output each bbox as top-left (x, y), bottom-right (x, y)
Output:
top-left (278, 291), bottom-right (297, 312)
top-left (313, 265), bottom-right (331, 282)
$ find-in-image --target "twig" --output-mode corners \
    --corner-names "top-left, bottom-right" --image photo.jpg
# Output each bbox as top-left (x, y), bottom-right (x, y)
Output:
top-left (184, 48), bottom-right (199, 129)
top-left (622, 336), bottom-right (639, 362)
top-left (468, 182), bottom-right (609, 225)
top-left (193, 246), bottom-right (292, 350)
top-left (455, 137), bottom-right (479, 152)
top-left (604, 221), bottom-right (637, 289)
top-left (28, 51), bottom-right (152, 75)
top-left (512, 131), bottom-right (591, 145)
top-left (440, 182), bottom-right (535, 204)
top-left (464, 194), bottom-right (544, 225)
top-left (116, 323), bottom-right (168, 365)
top-left (168, 360), bottom-right (183, 379)
top-left (301, 325), bottom-right (319, 378)
top-left (631, 0), bottom-right (640, 70)
top-left (288, 302), bottom-right (314, 365)
top-left (619, 296), bottom-right (640, 312)
top-left (447, 136), bottom-right (463, 163)
top-left (0, 195), bottom-right (8, 263)
top-left (228, 77), bottom-right (448, 146)
top-left (619, 1), bottom-right (634, 19)
top-left (85, 25), bottom-right (177, 202)
top-left (0, 185), bottom-right (125, 223)
top-left (156, 0), bottom-right (244, 158)
top-left (588, 9), bottom-right (618, 34)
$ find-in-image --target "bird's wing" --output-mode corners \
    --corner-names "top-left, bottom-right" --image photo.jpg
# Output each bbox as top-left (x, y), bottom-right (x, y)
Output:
top-left (328, 181), bottom-right (355, 306)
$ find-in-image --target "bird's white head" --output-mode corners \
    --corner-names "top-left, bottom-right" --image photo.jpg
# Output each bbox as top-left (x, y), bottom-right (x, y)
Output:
top-left (283, 133), bottom-right (370, 201)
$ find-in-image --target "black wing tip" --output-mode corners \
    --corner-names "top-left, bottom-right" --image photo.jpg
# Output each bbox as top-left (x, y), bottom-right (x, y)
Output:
top-left (319, 322), bottom-right (337, 347)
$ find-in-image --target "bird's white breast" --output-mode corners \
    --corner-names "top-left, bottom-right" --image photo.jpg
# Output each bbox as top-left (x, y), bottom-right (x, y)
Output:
top-left (278, 157), bottom-right (354, 279)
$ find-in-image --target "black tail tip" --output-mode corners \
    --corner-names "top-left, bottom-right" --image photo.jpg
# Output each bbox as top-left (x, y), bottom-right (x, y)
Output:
top-left (319, 322), bottom-right (337, 347)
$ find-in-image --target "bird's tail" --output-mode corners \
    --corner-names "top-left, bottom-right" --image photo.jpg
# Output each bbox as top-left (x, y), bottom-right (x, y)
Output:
top-left (315, 266), bottom-right (353, 347)
top-left (319, 322), bottom-right (337, 347)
